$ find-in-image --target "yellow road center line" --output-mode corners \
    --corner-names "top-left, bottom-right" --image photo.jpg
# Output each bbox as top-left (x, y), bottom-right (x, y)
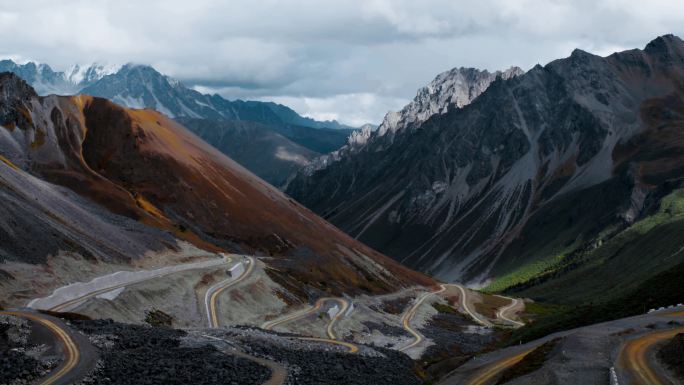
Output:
top-left (1, 311), bottom-right (80, 385)
top-left (464, 348), bottom-right (534, 385)
top-left (619, 326), bottom-right (684, 385)
top-left (208, 257), bottom-right (255, 328)
top-left (298, 337), bottom-right (359, 353)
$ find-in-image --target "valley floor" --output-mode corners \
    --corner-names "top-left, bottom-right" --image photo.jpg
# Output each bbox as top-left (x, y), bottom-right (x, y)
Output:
top-left (1, 250), bottom-right (527, 385)
top-left (9, 249), bottom-right (681, 385)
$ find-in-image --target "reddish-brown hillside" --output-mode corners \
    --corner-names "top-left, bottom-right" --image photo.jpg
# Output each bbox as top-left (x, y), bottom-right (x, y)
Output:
top-left (0, 76), bottom-right (433, 296)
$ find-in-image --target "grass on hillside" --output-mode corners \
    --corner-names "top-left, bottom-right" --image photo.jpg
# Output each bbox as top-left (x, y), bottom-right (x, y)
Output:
top-left (489, 190), bottom-right (684, 302)
top-left (505, 260), bottom-right (684, 345)
top-left (484, 254), bottom-right (567, 293)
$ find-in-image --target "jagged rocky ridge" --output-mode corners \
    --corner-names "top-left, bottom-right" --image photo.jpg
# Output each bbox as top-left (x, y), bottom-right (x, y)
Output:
top-left (287, 35), bottom-right (684, 287)
top-left (0, 60), bottom-right (118, 96)
top-left (296, 66), bottom-right (523, 178)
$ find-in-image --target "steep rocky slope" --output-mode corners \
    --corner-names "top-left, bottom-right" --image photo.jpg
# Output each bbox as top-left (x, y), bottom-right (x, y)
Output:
top-left (298, 66), bottom-right (523, 177)
top-left (0, 73), bottom-right (432, 308)
top-left (287, 35), bottom-right (684, 292)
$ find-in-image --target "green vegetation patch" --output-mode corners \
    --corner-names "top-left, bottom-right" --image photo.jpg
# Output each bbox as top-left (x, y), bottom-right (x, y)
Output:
top-left (432, 303), bottom-right (459, 314)
top-left (485, 254), bottom-right (566, 293)
top-left (505, 260), bottom-right (684, 345)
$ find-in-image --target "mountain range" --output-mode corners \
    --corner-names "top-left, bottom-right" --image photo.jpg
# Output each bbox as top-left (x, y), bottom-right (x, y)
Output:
top-left (0, 72), bottom-right (430, 308)
top-left (3, 31), bottom-right (684, 385)
top-left (287, 35), bottom-right (684, 308)
top-left (0, 60), bottom-right (358, 186)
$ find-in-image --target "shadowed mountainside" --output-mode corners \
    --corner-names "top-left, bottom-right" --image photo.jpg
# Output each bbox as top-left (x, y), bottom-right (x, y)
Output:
top-left (286, 35), bottom-right (684, 299)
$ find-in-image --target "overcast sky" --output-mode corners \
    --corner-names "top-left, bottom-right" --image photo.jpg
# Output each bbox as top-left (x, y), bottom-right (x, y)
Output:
top-left (1, 0), bottom-right (683, 126)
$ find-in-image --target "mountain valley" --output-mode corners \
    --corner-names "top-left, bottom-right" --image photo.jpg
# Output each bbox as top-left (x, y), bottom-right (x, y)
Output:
top-left (1, 21), bottom-right (684, 385)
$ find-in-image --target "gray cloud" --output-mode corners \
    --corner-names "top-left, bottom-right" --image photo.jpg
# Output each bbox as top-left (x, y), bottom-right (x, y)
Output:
top-left (1, 0), bottom-right (683, 125)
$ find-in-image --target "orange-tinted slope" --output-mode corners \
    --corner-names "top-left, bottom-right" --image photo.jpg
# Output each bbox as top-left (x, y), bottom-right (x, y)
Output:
top-left (7, 90), bottom-right (432, 296)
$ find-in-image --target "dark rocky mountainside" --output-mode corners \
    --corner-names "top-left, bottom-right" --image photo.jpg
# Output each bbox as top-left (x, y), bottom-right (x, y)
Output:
top-left (0, 73), bottom-right (432, 306)
top-left (286, 35), bottom-right (684, 298)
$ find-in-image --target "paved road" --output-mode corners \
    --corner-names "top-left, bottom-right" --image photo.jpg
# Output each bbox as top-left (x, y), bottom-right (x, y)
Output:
top-left (263, 297), bottom-right (347, 339)
top-left (494, 295), bottom-right (525, 328)
top-left (461, 347), bottom-right (536, 385)
top-left (34, 256), bottom-right (234, 312)
top-left (262, 297), bottom-right (359, 353)
top-left (441, 308), bottom-right (684, 385)
top-left (399, 284), bottom-right (524, 352)
top-left (0, 310), bottom-right (97, 385)
top-left (325, 298), bottom-right (350, 340)
top-left (451, 284), bottom-right (493, 327)
top-left (618, 315), bottom-right (684, 385)
top-left (399, 285), bottom-right (446, 352)
top-left (205, 256), bottom-right (255, 328)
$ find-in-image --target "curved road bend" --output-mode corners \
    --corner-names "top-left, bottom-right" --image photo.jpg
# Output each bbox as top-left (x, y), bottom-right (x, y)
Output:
top-left (262, 297), bottom-right (349, 339)
top-left (450, 284), bottom-right (493, 327)
top-left (262, 297), bottom-right (359, 352)
top-left (494, 295), bottom-right (525, 328)
top-left (399, 285), bottom-right (446, 352)
top-left (618, 325), bottom-right (684, 385)
top-left (460, 347), bottom-right (536, 385)
top-left (400, 283), bottom-right (509, 352)
top-left (325, 297), bottom-right (350, 340)
top-left (451, 309), bottom-right (684, 385)
top-left (261, 303), bottom-right (321, 331)
top-left (46, 256), bottom-right (234, 313)
top-left (0, 310), bottom-right (97, 385)
top-left (205, 256), bottom-right (256, 328)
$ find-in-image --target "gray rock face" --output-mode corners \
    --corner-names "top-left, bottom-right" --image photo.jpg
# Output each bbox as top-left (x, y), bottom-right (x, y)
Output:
top-left (299, 67), bottom-right (523, 178)
top-left (287, 35), bottom-right (684, 284)
top-left (378, 66), bottom-right (524, 138)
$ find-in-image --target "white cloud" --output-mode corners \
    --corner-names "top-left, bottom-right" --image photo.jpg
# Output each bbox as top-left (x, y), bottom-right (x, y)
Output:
top-left (262, 93), bottom-right (407, 127)
top-left (1, 0), bottom-right (683, 125)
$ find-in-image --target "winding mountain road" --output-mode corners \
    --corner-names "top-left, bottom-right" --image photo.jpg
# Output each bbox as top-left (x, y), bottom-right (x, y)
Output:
top-left (461, 347), bottom-right (536, 385)
top-left (261, 297), bottom-right (359, 353)
top-left (0, 310), bottom-right (97, 385)
top-left (615, 309), bottom-right (684, 385)
top-left (441, 307), bottom-right (684, 385)
top-left (451, 284), bottom-right (493, 327)
top-left (400, 283), bottom-right (517, 353)
top-left (205, 255), bottom-right (255, 328)
top-left (494, 295), bottom-right (525, 328)
top-left (618, 324), bottom-right (684, 385)
top-left (399, 285), bottom-right (446, 352)
top-left (30, 255), bottom-right (235, 312)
